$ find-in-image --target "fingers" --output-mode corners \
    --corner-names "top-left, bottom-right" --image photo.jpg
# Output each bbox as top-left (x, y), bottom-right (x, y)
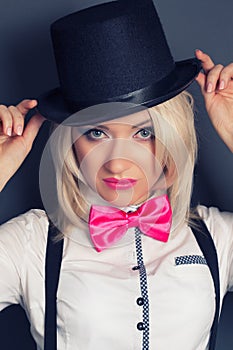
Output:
top-left (195, 72), bottom-right (206, 94)
top-left (195, 49), bottom-right (215, 74)
top-left (0, 99), bottom-right (38, 136)
top-left (217, 62), bottom-right (233, 90)
top-left (8, 105), bottom-right (25, 136)
top-left (195, 49), bottom-right (233, 94)
top-left (22, 113), bottom-right (46, 153)
top-left (0, 105), bottom-right (14, 136)
top-left (205, 63), bottom-right (224, 93)
top-left (16, 99), bottom-right (37, 116)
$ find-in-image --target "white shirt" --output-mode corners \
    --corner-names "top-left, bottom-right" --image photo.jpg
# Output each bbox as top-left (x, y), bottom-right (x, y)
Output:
top-left (0, 206), bottom-right (233, 350)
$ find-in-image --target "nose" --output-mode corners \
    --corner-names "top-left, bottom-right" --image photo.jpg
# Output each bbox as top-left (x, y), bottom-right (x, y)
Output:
top-left (102, 138), bottom-right (134, 174)
top-left (104, 158), bottom-right (132, 174)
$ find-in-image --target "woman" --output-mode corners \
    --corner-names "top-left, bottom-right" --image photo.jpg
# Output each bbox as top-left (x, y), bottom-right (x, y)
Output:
top-left (0, 1), bottom-right (233, 349)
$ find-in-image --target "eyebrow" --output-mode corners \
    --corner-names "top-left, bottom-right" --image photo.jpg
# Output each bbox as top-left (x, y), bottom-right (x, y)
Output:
top-left (131, 119), bottom-right (152, 129)
top-left (81, 118), bottom-right (152, 131)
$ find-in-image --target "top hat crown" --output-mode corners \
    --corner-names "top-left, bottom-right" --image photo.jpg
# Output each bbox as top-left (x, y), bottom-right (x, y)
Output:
top-left (37, 0), bottom-right (201, 125)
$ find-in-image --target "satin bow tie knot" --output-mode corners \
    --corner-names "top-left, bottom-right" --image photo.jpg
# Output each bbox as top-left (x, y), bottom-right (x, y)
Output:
top-left (124, 211), bottom-right (140, 228)
top-left (89, 195), bottom-right (172, 252)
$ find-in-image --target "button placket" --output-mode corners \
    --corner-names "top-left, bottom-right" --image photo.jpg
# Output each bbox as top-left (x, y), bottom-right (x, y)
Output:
top-left (133, 227), bottom-right (150, 350)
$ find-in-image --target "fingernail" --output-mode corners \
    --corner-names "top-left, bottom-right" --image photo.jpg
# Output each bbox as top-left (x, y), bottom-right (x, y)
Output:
top-left (6, 127), bottom-right (12, 136)
top-left (207, 82), bottom-right (213, 93)
top-left (17, 126), bottom-right (23, 136)
top-left (219, 80), bottom-right (225, 90)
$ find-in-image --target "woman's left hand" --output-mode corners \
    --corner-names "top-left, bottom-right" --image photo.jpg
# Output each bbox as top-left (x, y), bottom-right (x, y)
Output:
top-left (195, 49), bottom-right (233, 152)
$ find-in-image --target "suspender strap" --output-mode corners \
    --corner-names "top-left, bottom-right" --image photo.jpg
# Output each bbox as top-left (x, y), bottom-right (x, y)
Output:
top-left (44, 221), bottom-right (64, 350)
top-left (191, 215), bottom-right (220, 350)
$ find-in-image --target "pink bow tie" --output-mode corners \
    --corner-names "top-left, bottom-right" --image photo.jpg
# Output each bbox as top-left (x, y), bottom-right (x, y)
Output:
top-left (89, 195), bottom-right (172, 252)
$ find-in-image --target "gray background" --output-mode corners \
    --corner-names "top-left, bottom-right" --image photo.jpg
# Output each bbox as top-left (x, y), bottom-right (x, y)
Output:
top-left (0, 0), bottom-right (232, 349)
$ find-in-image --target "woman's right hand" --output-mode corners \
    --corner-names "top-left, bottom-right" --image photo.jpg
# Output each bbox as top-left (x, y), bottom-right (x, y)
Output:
top-left (0, 99), bottom-right (46, 192)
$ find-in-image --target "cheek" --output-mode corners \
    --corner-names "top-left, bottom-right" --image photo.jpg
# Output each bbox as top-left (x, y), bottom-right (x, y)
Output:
top-left (143, 158), bottom-right (164, 188)
top-left (73, 140), bottom-right (106, 187)
top-left (132, 142), bottom-right (160, 178)
top-left (74, 138), bottom-right (162, 188)
top-left (73, 139), bottom-right (90, 164)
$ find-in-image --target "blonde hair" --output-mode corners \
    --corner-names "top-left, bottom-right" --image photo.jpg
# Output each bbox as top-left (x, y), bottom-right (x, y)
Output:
top-left (48, 90), bottom-right (197, 235)
top-left (149, 91), bottom-right (197, 230)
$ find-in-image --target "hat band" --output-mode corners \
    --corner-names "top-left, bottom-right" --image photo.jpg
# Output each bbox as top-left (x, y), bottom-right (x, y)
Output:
top-left (65, 67), bottom-right (178, 110)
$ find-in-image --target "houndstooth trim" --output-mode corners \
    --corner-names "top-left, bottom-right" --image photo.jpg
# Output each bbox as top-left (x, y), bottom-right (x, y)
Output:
top-left (175, 255), bottom-right (207, 266)
top-left (134, 227), bottom-right (150, 350)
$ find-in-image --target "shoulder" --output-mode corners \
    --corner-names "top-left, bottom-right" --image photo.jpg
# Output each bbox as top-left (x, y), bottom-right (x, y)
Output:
top-left (197, 205), bottom-right (233, 254)
top-left (197, 205), bottom-right (233, 234)
top-left (0, 209), bottom-right (49, 277)
top-left (196, 206), bottom-right (233, 293)
top-left (0, 209), bottom-right (49, 251)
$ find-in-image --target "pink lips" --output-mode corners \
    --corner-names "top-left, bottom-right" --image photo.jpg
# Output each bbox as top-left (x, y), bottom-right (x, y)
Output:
top-left (103, 177), bottom-right (137, 190)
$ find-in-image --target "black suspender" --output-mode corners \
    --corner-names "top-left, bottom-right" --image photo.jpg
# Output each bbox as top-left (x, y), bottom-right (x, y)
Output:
top-left (191, 215), bottom-right (220, 350)
top-left (44, 222), bottom-right (63, 350)
top-left (44, 216), bottom-right (220, 350)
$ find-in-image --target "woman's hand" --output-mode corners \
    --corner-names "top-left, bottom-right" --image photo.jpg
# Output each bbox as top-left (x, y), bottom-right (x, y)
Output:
top-left (0, 99), bottom-right (45, 191)
top-left (195, 49), bottom-right (233, 152)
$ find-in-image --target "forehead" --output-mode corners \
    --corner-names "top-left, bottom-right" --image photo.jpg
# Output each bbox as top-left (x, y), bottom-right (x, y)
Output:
top-left (83, 109), bottom-right (152, 127)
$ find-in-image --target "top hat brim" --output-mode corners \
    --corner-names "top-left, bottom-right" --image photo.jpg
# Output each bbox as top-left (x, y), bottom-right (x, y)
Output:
top-left (37, 57), bottom-right (202, 126)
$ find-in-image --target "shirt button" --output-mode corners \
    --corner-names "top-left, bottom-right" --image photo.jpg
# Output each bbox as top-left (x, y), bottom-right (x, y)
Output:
top-left (137, 322), bottom-right (145, 331)
top-left (136, 297), bottom-right (144, 306)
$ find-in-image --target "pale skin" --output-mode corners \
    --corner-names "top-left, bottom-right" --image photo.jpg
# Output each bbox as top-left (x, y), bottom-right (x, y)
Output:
top-left (72, 112), bottom-right (170, 207)
top-left (0, 51), bottom-right (233, 193)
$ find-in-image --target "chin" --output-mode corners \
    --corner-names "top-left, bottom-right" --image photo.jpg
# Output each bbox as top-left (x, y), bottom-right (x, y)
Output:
top-left (99, 191), bottom-right (149, 208)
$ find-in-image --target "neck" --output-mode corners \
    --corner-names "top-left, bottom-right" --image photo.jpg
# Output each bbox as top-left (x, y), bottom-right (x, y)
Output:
top-left (79, 182), bottom-right (166, 210)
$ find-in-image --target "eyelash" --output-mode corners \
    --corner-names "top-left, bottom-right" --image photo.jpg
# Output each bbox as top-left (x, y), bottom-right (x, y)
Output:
top-left (84, 127), bottom-right (155, 141)
top-left (134, 127), bottom-right (155, 140)
top-left (84, 128), bottom-right (107, 140)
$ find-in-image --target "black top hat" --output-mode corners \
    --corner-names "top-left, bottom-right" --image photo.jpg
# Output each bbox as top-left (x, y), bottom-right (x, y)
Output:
top-left (37, 0), bottom-right (201, 125)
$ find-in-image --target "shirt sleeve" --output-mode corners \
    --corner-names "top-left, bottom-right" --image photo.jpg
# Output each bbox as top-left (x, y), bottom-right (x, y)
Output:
top-left (0, 209), bottom-right (48, 311)
top-left (197, 206), bottom-right (233, 294)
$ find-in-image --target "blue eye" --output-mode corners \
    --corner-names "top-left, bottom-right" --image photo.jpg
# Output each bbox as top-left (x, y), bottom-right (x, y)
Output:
top-left (91, 130), bottom-right (103, 138)
top-left (84, 128), bottom-right (106, 140)
top-left (135, 127), bottom-right (154, 140)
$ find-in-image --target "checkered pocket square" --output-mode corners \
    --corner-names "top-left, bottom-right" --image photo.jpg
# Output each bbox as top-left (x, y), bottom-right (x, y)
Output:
top-left (175, 255), bottom-right (207, 266)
